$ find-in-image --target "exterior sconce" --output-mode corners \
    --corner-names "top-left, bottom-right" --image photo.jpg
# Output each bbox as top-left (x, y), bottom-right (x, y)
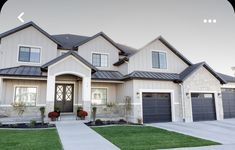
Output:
top-left (186, 92), bottom-right (190, 98)
top-left (136, 92), bottom-right (140, 98)
top-left (218, 93), bottom-right (221, 97)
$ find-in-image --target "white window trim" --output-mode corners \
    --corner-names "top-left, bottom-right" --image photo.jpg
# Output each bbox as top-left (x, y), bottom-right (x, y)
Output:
top-left (91, 87), bottom-right (108, 105)
top-left (13, 85), bottom-right (39, 107)
top-left (139, 89), bottom-right (176, 122)
top-left (91, 52), bottom-right (109, 68)
top-left (151, 50), bottom-right (168, 70)
top-left (17, 44), bottom-right (42, 64)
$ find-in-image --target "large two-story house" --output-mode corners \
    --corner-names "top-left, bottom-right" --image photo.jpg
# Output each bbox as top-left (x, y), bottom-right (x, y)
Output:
top-left (0, 22), bottom-right (235, 123)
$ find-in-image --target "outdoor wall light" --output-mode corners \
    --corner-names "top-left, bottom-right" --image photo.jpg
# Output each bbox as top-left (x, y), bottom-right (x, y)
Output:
top-left (218, 93), bottom-right (221, 97)
top-left (186, 93), bottom-right (189, 96)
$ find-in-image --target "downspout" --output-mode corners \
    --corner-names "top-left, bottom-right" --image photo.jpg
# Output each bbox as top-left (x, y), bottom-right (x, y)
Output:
top-left (179, 83), bottom-right (186, 122)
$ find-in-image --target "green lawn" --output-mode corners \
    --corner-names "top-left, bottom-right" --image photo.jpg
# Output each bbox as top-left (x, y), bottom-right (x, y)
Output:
top-left (92, 125), bottom-right (219, 150)
top-left (0, 129), bottom-right (62, 150)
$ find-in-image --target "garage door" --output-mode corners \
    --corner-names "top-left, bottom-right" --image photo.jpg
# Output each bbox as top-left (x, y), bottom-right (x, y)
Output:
top-left (191, 93), bottom-right (216, 121)
top-left (222, 88), bottom-right (235, 118)
top-left (142, 93), bottom-right (171, 123)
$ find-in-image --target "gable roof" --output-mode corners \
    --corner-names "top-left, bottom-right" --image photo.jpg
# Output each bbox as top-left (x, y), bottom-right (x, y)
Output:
top-left (41, 50), bottom-right (97, 72)
top-left (114, 35), bottom-right (193, 66)
top-left (151, 36), bottom-right (192, 66)
top-left (0, 22), bottom-right (62, 46)
top-left (179, 62), bottom-right (226, 84)
top-left (73, 32), bottom-right (126, 55)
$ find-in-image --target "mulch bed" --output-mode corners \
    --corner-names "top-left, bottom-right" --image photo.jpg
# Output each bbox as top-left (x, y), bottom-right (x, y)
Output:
top-left (0, 123), bottom-right (55, 129)
top-left (85, 119), bottom-right (141, 126)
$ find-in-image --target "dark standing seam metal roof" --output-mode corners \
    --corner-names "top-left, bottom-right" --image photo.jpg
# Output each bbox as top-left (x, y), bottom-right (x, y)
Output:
top-left (41, 50), bottom-right (97, 72)
top-left (73, 32), bottom-right (126, 55)
top-left (0, 66), bottom-right (124, 81)
top-left (52, 34), bottom-right (89, 50)
top-left (0, 66), bottom-right (45, 77)
top-left (217, 73), bottom-right (235, 83)
top-left (179, 62), bottom-right (227, 84)
top-left (0, 22), bottom-right (63, 46)
top-left (123, 71), bottom-right (180, 81)
top-left (92, 70), bottom-right (123, 81)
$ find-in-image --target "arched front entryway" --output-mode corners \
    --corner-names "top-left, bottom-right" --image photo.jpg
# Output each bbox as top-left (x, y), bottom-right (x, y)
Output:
top-left (45, 54), bottom-right (93, 119)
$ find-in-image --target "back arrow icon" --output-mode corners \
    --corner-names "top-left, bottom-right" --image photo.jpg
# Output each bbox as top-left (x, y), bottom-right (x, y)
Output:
top-left (17, 12), bottom-right (24, 23)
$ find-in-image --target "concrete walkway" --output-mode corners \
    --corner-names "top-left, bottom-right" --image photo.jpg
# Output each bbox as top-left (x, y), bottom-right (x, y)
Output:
top-left (56, 121), bottom-right (120, 150)
top-left (148, 119), bottom-right (235, 150)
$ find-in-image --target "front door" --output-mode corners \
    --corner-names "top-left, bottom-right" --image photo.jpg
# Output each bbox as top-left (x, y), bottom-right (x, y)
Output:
top-left (55, 84), bottom-right (74, 112)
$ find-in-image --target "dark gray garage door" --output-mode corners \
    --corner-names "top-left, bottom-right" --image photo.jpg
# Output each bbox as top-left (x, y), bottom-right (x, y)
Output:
top-left (222, 88), bottom-right (235, 118)
top-left (191, 93), bottom-right (216, 121)
top-left (142, 93), bottom-right (171, 123)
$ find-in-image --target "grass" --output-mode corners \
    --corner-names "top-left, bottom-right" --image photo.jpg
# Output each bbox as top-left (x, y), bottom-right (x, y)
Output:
top-left (0, 129), bottom-right (62, 150)
top-left (92, 125), bottom-right (219, 150)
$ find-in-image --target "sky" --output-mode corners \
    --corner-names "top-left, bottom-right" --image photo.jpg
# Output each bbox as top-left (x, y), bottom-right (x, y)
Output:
top-left (0, 0), bottom-right (235, 75)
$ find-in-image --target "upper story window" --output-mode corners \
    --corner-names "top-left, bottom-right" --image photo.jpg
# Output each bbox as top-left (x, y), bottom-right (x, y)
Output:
top-left (92, 53), bottom-right (108, 67)
top-left (152, 51), bottom-right (167, 69)
top-left (18, 46), bottom-right (41, 63)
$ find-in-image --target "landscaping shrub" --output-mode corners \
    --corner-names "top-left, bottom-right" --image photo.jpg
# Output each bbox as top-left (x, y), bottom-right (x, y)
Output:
top-left (95, 119), bottom-right (104, 125)
top-left (29, 120), bottom-right (37, 128)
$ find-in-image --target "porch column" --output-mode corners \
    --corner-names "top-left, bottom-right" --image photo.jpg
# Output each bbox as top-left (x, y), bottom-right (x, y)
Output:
top-left (46, 75), bottom-right (56, 114)
top-left (82, 77), bottom-right (91, 120)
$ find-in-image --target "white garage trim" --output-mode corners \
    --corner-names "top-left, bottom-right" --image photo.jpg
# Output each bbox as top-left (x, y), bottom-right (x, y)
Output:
top-left (139, 89), bottom-right (176, 122)
top-left (189, 90), bottom-right (219, 121)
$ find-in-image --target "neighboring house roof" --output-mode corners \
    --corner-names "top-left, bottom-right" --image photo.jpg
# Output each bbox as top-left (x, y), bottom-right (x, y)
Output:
top-left (217, 73), bottom-right (235, 83)
top-left (73, 32), bottom-right (126, 55)
top-left (0, 21), bottom-right (62, 46)
top-left (52, 34), bottom-right (89, 50)
top-left (179, 62), bottom-right (227, 84)
top-left (0, 66), bottom-right (45, 77)
top-left (92, 70), bottom-right (123, 81)
top-left (114, 36), bottom-right (193, 66)
top-left (41, 50), bottom-right (97, 72)
top-left (123, 71), bottom-right (180, 81)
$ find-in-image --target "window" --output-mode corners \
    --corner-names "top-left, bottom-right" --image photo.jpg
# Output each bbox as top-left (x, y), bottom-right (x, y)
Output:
top-left (14, 87), bottom-right (37, 106)
top-left (19, 46), bottom-right (41, 63)
top-left (92, 53), bottom-right (108, 67)
top-left (152, 51), bottom-right (167, 69)
top-left (91, 88), bottom-right (107, 105)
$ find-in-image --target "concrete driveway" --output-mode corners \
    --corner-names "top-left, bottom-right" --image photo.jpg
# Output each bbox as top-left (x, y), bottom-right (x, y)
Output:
top-left (148, 119), bottom-right (235, 147)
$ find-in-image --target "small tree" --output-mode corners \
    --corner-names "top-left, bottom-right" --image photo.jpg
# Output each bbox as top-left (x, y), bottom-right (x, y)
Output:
top-left (124, 96), bottom-right (131, 123)
top-left (11, 101), bottom-right (26, 117)
top-left (39, 107), bottom-right (45, 125)
top-left (92, 106), bottom-right (97, 123)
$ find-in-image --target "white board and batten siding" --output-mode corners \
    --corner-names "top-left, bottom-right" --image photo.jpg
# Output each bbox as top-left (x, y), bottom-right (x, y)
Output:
top-left (78, 36), bottom-right (119, 71)
top-left (128, 39), bottom-right (189, 74)
top-left (0, 26), bottom-right (58, 69)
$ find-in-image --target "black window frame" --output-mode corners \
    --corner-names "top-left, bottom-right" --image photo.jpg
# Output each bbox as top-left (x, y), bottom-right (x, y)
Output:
top-left (92, 53), bottom-right (108, 67)
top-left (18, 46), bottom-right (41, 63)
